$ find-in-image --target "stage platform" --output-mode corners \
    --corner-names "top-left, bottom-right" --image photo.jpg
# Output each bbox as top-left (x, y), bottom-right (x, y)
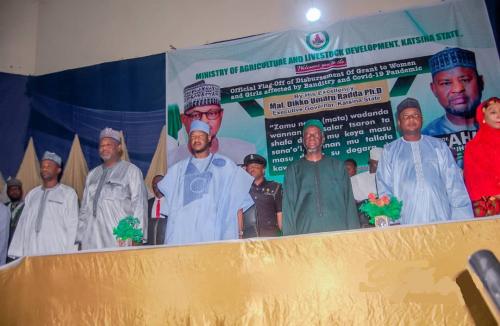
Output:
top-left (1, 217), bottom-right (498, 325)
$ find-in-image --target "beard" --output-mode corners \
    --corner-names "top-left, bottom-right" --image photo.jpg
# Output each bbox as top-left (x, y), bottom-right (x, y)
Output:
top-left (445, 106), bottom-right (476, 119)
top-left (7, 190), bottom-right (22, 201)
top-left (305, 145), bottom-right (322, 154)
top-left (445, 98), bottom-right (481, 119)
top-left (100, 153), bottom-right (111, 161)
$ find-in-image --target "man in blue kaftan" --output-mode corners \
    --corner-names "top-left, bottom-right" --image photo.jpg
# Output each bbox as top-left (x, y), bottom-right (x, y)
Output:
top-left (376, 98), bottom-right (473, 225)
top-left (158, 120), bottom-right (253, 245)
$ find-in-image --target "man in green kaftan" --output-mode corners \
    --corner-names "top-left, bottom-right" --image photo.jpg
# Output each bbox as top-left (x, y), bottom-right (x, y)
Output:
top-left (282, 119), bottom-right (359, 235)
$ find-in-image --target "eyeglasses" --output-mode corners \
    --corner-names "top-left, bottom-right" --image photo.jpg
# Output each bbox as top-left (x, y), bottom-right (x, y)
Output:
top-left (400, 114), bottom-right (421, 121)
top-left (185, 109), bottom-right (223, 120)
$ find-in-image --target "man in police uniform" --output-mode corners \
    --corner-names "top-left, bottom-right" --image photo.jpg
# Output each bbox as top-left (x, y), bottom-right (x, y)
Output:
top-left (242, 154), bottom-right (282, 238)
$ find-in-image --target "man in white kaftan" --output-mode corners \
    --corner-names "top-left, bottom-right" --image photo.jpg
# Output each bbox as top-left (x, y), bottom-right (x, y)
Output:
top-left (350, 147), bottom-right (382, 202)
top-left (158, 120), bottom-right (253, 245)
top-left (8, 152), bottom-right (79, 257)
top-left (76, 128), bottom-right (148, 250)
top-left (376, 98), bottom-right (473, 225)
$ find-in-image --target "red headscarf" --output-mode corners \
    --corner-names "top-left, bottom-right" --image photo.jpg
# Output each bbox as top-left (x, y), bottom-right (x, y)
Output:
top-left (463, 97), bottom-right (500, 201)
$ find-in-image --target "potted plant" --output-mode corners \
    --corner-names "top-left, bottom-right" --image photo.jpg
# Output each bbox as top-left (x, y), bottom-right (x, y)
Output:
top-left (113, 215), bottom-right (144, 246)
top-left (359, 193), bottom-right (403, 227)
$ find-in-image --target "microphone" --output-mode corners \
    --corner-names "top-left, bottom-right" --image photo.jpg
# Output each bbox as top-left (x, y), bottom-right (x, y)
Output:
top-left (468, 250), bottom-right (500, 314)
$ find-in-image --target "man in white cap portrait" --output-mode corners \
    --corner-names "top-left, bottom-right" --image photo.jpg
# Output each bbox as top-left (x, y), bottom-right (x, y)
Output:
top-left (158, 120), bottom-right (254, 245)
top-left (8, 151), bottom-right (79, 258)
top-left (76, 128), bottom-right (148, 250)
top-left (167, 80), bottom-right (256, 167)
top-left (350, 147), bottom-right (383, 203)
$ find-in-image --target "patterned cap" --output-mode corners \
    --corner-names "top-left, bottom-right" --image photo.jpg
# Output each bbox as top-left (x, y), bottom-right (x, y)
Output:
top-left (99, 127), bottom-right (121, 143)
top-left (184, 81), bottom-right (221, 111)
top-left (41, 151), bottom-right (62, 166)
top-left (244, 154), bottom-right (267, 167)
top-left (429, 47), bottom-right (477, 76)
top-left (189, 120), bottom-right (210, 134)
top-left (396, 97), bottom-right (421, 117)
top-left (369, 147), bottom-right (383, 161)
top-left (6, 177), bottom-right (22, 187)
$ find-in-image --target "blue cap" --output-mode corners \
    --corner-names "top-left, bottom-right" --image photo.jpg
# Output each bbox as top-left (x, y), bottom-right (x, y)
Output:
top-left (189, 120), bottom-right (210, 134)
top-left (429, 47), bottom-right (477, 76)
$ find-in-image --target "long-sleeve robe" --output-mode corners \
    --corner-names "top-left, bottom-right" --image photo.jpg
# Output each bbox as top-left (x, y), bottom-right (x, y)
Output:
top-left (464, 102), bottom-right (500, 201)
top-left (8, 184), bottom-right (79, 257)
top-left (77, 160), bottom-right (148, 250)
top-left (158, 153), bottom-right (253, 245)
top-left (282, 156), bottom-right (359, 235)
top-left (376, 135), bottom-right (473, 225)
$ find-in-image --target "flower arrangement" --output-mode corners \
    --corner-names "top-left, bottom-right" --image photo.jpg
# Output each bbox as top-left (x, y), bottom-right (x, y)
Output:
top-left (359, 193), bottom-right (403, 226)
top-left (472, 196), bottom-right (500, 217)
top-left (113, 215), bottom-right (143, 245)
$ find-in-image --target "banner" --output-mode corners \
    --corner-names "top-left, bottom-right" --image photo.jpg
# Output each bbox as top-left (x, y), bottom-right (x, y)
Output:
top-left (166, 0), bottom-right (500, 180)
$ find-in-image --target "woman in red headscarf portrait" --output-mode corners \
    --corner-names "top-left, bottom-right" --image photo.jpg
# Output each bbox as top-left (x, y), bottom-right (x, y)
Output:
top-left (463, 97), bottom-right (500, 217)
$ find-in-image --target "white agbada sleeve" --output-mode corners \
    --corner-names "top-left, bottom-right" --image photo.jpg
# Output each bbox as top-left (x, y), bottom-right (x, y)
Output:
top-left (376, 136), bottom-right (472, 225)
top-left (76, 171), bottom-right (93, 243)
top-left (376, 147), bottom-right (393, 197)
top-left (436, 142), bottom-right (473, 219)
top-left (63, 188), bottom-right (79, 251)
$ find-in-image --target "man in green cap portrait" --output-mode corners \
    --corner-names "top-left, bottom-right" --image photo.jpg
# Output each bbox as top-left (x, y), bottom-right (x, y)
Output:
top-left (282, 119), bottom-right (359, 235)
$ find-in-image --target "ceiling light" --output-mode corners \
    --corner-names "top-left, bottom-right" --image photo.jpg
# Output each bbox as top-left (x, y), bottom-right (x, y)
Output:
top-left (306, 7), bottom-right (321, 22)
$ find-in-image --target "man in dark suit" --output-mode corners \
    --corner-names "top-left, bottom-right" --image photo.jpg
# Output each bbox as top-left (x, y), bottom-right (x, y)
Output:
top-left (147, 175), bottom-right (167, 245)
top-left (5, 178), bottom-right (24, 245)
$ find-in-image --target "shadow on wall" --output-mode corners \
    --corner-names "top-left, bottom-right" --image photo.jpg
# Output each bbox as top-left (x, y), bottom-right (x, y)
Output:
top-left (455, 269), bottom-right (497, 325)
